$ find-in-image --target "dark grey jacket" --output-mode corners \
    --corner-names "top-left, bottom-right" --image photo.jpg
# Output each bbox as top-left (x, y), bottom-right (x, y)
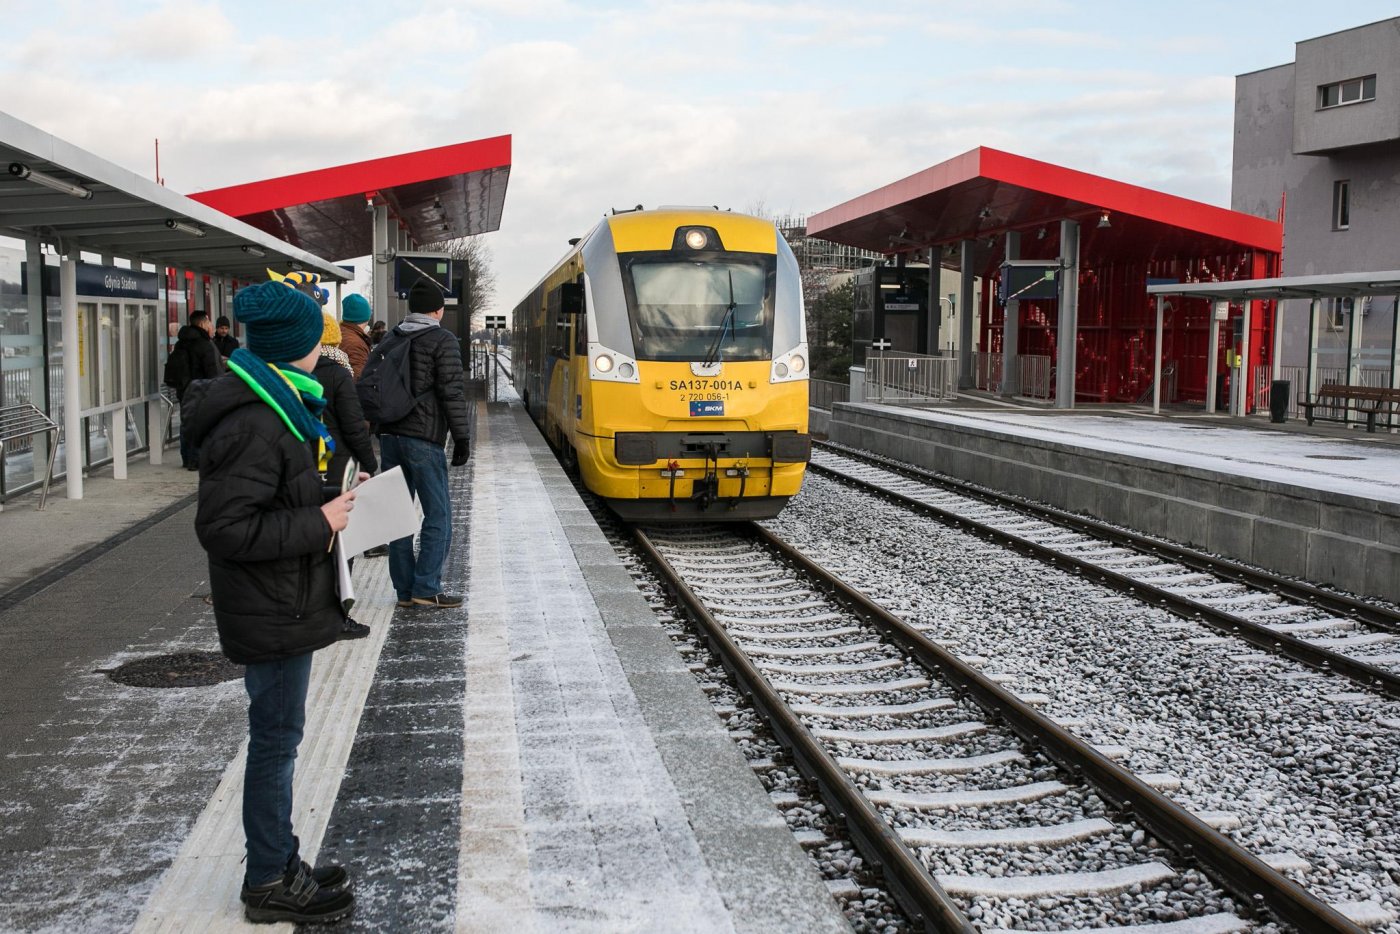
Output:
top-left (376, 317), bottom-right (470, 447)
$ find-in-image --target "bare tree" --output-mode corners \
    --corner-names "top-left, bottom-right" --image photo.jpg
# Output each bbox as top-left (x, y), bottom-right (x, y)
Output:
top-left (424, 235), bottom-right (496, 333)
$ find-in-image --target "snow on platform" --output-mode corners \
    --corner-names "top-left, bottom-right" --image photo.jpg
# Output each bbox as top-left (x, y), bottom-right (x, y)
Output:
top-left (871, 407), bottom-right (1400, 505)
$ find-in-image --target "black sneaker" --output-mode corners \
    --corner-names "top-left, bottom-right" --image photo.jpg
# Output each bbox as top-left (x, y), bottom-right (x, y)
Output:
top-left (241, 860), bottom-right (353, 924)
top-left (338, 618), bottom-right (370, 640)
top-left (412, 593), bottom-right (464, 609)
top-left (363, 544), bottom-right (389, 557)
top-left (303, 859), bottom-right (349, 890)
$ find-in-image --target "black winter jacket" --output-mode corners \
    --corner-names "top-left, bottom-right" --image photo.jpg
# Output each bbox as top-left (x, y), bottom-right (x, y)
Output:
top-left (376, 322), bottom-right (471, 446)
top-left (171, 325), bottom-right (222, 400)
top-left (183, 373), bottom-right (343, 664)
top-left (313, 355), bottom-right (378, 488)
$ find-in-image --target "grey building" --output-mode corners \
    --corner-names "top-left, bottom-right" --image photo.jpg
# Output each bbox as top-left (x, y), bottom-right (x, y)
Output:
top-left (1233, 17), bottom-right (1400, 378)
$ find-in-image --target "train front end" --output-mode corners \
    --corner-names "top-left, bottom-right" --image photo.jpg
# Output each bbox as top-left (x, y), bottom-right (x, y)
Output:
top-left (576, 209), bottom-right (810, 521)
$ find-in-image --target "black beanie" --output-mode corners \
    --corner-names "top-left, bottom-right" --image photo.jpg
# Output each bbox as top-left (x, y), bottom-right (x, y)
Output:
top-left (408, 278), bottom-right (444, 315)
top-left (216, 315), bottom-right (231, 328)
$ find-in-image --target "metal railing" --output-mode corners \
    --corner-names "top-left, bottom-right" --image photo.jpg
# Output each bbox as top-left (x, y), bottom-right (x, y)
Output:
top-left (1018, 354), bottom-right (1053, 401)
top-left (809, 379), bottom-right (850, 411)
top-left (864, 353), bottom-right (957, 403)
top-left (0, 404), bottom-right (60, 509)
top-left (973, 351), bottom-right (1002, 394)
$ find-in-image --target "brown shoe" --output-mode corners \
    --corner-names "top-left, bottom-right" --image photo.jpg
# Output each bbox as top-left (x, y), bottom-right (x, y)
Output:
top-left (411, 593), bottom-right (464, 609)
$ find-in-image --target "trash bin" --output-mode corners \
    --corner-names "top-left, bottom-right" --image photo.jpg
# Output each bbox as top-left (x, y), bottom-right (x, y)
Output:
top-left (1270, 379), bottom-right (1290, 423)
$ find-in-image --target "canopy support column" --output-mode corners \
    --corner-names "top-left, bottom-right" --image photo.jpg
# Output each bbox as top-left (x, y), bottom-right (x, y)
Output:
top-left (958, 240), bottom-right (975, 389)
top-left (1389, 297), bottom-right (1399, 394)
top-left (1307, 298), bottom-right (1321, 399)
top-left (61, 253), bottom-right (82, 500)
top-left (999, 230), bottom-right (1020, 399)
top-left (1206, 302), bottom-right (1222, 414)
top-left (1234, 300), bottom-right (1253, 417)
top-left (1055, 219), bottom-right (1079, 408)
top-left (1153, 296), bottom-right (1164, 414)
top-left (372, 202), bottom-right (391, 327)
top-left (926, 250), bottom-right (940, 355)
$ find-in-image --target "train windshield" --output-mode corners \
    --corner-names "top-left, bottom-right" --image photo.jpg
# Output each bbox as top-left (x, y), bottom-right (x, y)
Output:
top-left (620, 254), bottom-right (776, 362)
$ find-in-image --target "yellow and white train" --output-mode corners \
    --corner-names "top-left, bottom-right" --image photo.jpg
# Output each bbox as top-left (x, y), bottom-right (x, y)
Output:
top-left (512, 207), bottom-right (810, 520)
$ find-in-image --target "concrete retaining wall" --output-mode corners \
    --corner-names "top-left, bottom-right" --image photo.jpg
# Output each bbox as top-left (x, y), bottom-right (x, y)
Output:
top-left (829, 403), bottom-right (1400, 604)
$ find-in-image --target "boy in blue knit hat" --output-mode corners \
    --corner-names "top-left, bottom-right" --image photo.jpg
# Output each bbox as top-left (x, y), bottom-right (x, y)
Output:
top-left (182, 279), bottom-right (360, 925)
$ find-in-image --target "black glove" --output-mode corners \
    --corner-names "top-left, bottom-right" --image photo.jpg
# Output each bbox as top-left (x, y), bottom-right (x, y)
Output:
top-left (451, 439), bottom-right (470, 466)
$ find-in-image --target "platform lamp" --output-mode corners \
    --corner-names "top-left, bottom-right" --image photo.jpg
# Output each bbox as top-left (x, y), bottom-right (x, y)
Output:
top-left (1097, 211), bottom-right (1112, 229)
top-left (8, 162), bottom-right (93, 200)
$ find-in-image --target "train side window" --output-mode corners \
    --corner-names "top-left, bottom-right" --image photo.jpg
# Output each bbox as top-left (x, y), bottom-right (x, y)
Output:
top-left (547, 284), bottom-right (571, 358)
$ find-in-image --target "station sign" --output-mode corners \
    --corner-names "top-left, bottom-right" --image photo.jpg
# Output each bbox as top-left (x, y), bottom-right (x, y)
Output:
top-left (21, 261), bottom-right (160, 301)
top-left (485, 315), bottom-right (506, 329)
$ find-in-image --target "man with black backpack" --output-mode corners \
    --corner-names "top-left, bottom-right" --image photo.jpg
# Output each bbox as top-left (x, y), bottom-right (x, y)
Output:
top-left (358, 278), bottom-right (470, 609)
top-left (165, 312), bottom-right (222, 470)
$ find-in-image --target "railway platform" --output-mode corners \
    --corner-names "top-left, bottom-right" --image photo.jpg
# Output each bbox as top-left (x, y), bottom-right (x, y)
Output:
top-left (826, 400), bottom-right (1400, 605)
top-left (0, 397), bottom-right (850, 932)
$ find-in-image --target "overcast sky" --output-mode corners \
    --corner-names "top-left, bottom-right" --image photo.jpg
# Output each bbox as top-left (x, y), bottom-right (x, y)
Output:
top-left (2, 1), bottom-right (1397, 318)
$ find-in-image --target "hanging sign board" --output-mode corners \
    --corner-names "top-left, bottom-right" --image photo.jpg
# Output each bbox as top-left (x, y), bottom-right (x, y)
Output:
top-left (22, 261), bottom-right (160, 301)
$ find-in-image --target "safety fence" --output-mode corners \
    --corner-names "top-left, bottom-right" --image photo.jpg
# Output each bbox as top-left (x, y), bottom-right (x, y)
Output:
top-left (809, 379), bottom-right (850, 411)
top-left (864, 353), bottom-right (958, 403)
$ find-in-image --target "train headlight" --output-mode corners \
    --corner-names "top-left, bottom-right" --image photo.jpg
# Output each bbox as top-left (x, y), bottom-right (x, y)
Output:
top-left (789, 354), bottom-right (806, 373)
top-left (594, 354), bottom-right (615, 373)
top-left (618, 362), bottom-right (635, 379)
top-left (684, 229), bottom-right (708, 250)
top-left (775, 361), bottom-right (790, 378)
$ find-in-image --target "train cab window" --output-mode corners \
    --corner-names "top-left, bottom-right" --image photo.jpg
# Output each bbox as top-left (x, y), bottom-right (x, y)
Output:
top-left (620, 254), bottom-right (775, 361)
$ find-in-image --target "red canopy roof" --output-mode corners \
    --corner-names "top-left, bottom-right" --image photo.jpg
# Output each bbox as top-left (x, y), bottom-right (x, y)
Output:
top-left (190, 135), bottom-right (511, 261)
top-left (808, 147), bottom-right (1280, 273)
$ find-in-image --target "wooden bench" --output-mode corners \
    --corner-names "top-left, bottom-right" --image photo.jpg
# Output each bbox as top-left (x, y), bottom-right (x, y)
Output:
top-left (1299, 384), bottom-right (1400, 432)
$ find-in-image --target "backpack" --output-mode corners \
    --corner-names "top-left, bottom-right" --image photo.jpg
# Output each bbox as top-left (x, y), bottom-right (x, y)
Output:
top-left (357, 328), bottom-right (432, 425)
top-left (163, 342), bottom-right (191, 391)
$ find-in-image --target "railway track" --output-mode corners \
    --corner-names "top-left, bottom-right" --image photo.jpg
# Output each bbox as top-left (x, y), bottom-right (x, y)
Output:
top-left (810, 442), bottom-right (1400, 701)
top-left (634, 523), bottom-right (1364, 933)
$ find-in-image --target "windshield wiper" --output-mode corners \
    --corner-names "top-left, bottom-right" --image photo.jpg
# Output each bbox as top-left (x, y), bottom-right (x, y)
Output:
top-left (701, 269), bottom-right (738, 368)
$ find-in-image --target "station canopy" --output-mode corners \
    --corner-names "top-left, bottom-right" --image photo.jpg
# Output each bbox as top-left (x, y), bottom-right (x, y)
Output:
top-left (807, 147), bottom-right (1281, 272)
top-left (190, 136), bottom-right (511, 261)
top-left (0, 111), bottom-right (350, 281)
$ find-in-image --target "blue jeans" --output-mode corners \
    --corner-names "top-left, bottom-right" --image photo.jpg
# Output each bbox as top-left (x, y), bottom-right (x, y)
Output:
top-left (379, 434), bottom-right (451, 600)
top-left (243, 653), bottom-right (313, 886)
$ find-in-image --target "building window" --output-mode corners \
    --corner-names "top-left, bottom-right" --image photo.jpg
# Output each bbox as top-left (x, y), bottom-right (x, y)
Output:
top-left (1326, 297), bottom-right (1352, 331)
top-left (1332, 179), bottom-right (1350, 230)
top-left (1318, 75), bottom-right (1376, 109)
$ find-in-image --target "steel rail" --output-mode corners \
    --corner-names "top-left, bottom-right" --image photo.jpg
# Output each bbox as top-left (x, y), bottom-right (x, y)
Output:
top-left (632, 528), bottom-right (974, 934)
top-left (809, 454), bottom-right (1400, 700)
top-left (752, 525), bottom-right (1363, 934)
top-left (818, 440), bottom-right (1400, 634)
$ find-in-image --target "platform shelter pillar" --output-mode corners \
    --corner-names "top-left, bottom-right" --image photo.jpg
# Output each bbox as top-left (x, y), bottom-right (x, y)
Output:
top-left (372, 202), bottom-right (391, 328)
top-left (1205, 302), bottom-right (1222, 413)
top-left (1307, 298), bottom-right (1321, 398)
top-left (958, 240), bottom-right (975, 389)
top-left (999, 231), bottom-right (1020, 399)
top-left (61, 253), bottom-right (82, 500)
top-left (1152, 296), bottom-right (1165, 414)
top-left (1232, 300), bottom-right (1253, 417)
top-left (1055, 219), bottom-right (1079, 408)
top-left (1346, 295), bottom-right (1366, 386)
top-left (1389, 297), bottom-right (1399, 392)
